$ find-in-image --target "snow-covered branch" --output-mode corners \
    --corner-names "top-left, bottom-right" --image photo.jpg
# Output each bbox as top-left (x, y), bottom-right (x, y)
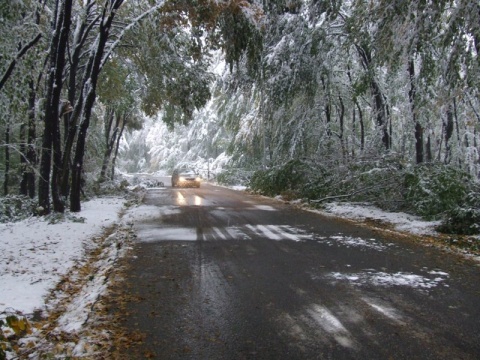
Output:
top-left (0, 33), bottom-right (43, 91)
top-left (100, 1), bottom-right (166, 70)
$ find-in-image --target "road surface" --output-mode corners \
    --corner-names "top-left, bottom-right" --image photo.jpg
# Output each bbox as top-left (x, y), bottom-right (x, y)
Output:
top-left (110, 182), bottom-right (480, 359)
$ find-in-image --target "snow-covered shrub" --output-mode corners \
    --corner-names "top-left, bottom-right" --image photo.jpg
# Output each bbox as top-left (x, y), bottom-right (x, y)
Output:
top-left (403, 164), bottom-right (470, 220)
top-left (216, 168), bottom-right (254, 186)
top-left (341, 160), bottom-right (406, 210)
top-left (249, 160), bottom-right (306, 197)
top-left (437, 185), bottom-right (480, 235)
top-left (91, 178), bottom-right (131, 196)
top-left (300, 157), bottom-right (405, 210)
top-left (250, 158), bottom-right (405, 208)
top-left (0, 195), bottom-right (37, 223)
top-left (299, 165), bottom-right (334, 201)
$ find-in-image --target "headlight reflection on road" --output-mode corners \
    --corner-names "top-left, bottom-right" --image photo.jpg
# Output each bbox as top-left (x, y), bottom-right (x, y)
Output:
top-left (176, 191), bottom-right (186, 205)
top-left (194, 195), bottom-right (202, 206)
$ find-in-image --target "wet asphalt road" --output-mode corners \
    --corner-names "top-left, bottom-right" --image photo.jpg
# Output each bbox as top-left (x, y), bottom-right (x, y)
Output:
top-left (113, 182), bottom-right (480, 359)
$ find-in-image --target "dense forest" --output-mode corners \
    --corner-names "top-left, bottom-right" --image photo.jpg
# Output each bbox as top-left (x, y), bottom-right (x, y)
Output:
top-left (1, 0), bottom-right (479, 234)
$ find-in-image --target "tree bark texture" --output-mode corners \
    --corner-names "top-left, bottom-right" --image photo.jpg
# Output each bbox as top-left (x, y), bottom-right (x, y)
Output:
top-left (356, 44), bottom-right (391, 151)
top-left (408, 59), bottom-right (424, 164)
top-left (444, 105), bottom-right (454, 164)
top-left (111, 120), bottom-right (126, 180)
top-left (38, 0), bottom-right (73, 214)
top-left (70, 0), bottom-right (125, 212)
top-left (3, 121), bottom-right (10, 196)
top-left (99, 109), bottom-right (120, 182)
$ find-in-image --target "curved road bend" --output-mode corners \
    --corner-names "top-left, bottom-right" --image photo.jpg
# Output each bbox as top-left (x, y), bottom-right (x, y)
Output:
top-left (111, 182), bottom-right (480, 359)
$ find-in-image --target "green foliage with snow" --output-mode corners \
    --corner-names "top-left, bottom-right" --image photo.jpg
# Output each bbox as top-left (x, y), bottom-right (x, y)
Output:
top-left (249, 160), bottom-right (306, 197)
top-left (403, 165), bottom-right (470, 220)
top-left (437, 184), bottom-right (480, 235)
top-left (249, 159), bottom-right (479, 234)
top-left (0, 195), bottom-right (37, 223)
top-left (249, 158), bottom-right (406, 208)
top-left (216, 168), bottom-right (253, 186)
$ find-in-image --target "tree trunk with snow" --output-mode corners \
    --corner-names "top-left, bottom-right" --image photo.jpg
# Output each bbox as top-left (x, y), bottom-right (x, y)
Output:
top-left (110, 118), bottom-right (126, 181)
top-left (70, 0), bottom-right (125, 212)
top-left (99, 109), bottom-right (121, 182)
top-left (19, 79), bottom-right (37, 198)
top-left (38, 0), bottom-right (73, 214)
top-left (408, 59), bottom-right (423, 164)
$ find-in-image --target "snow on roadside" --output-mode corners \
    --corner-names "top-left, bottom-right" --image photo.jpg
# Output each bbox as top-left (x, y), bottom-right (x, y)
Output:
top-left (0, 197), bottom-right (125, 315)
top-left (0, 197), bottom-right (126, 359)
top-left (320, 202), bottom-right (442, 236)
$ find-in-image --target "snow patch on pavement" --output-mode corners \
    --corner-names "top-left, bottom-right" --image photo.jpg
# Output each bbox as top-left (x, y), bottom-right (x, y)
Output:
top-left (136, 226), bottom-right (198, 241)
top-left (317, 234), bottom-right (393, 251)
top-left (252, 204), bottom-right (278, 211)
top-left (327, 269), bottom-right (449, 289)
top-left (123, 204), bottom-right (181, 221)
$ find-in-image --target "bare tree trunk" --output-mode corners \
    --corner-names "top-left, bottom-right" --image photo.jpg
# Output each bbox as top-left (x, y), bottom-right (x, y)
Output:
top-left (371, 79), bottom-right (391, 150)
top-left (4, 121), bottom-right (10, 196)
top-left (20, 122), bottom-right (27, 196)
top-left (20, 79), bottom-right (37, 197)
top-left (408, 59), bottom-right (423, 164)
top-left (71, 0), bottom-right (125, 212)
top-left (444, 105), bottom-right (454, 164)
top-left (61, 0), bottom-right (100, 198)
top-left (347, 66), bottom-right (364, 153)
top-left (338, 96), bottom-right (346, 162)
top-left (110, 120), bottom-right (126, 181)
top-left (99, 108), bottom-right (118, 182)
top-left (355, 102), bottom-right (365, 151)
top-left (426, 134), bottom-right (433, 163)
top-left (321, 76), bottom-right (332, 137)
top-left (351, 107), bottom-right (356, 157)
top-left (22, 13), bottom-right (41, 199)
top-left (356, 44), bottom-right (391, 151)
top-left (38, 0), bottom-right (73, 214)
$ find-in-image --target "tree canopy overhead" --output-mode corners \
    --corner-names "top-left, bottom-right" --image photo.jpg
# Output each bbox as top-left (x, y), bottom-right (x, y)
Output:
top-left (0, 0), bottom-right (479, 227)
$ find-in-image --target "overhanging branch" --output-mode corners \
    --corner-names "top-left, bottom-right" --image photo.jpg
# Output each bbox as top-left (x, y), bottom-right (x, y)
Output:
top-left (0, 33), bottom-right (43, 91)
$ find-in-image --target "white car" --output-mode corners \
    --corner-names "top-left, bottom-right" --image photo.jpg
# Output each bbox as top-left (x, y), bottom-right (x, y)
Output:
top-left (171, 169), bottom-right (201, 188)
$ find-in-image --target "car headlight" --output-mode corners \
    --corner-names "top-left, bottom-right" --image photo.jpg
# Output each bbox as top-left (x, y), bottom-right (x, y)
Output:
top-left (179, 176), bottom-right (186, 181)
top-left (196, 177), bottom-right (201, 182)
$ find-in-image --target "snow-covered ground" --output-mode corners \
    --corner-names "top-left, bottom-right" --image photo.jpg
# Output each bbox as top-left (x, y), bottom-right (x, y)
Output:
top-left (0, 188), bottom-right (477, 358)
top-left (1, 197), bottom-right (127, 359)
top-left (0, 197), bottom-right (125, 314)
